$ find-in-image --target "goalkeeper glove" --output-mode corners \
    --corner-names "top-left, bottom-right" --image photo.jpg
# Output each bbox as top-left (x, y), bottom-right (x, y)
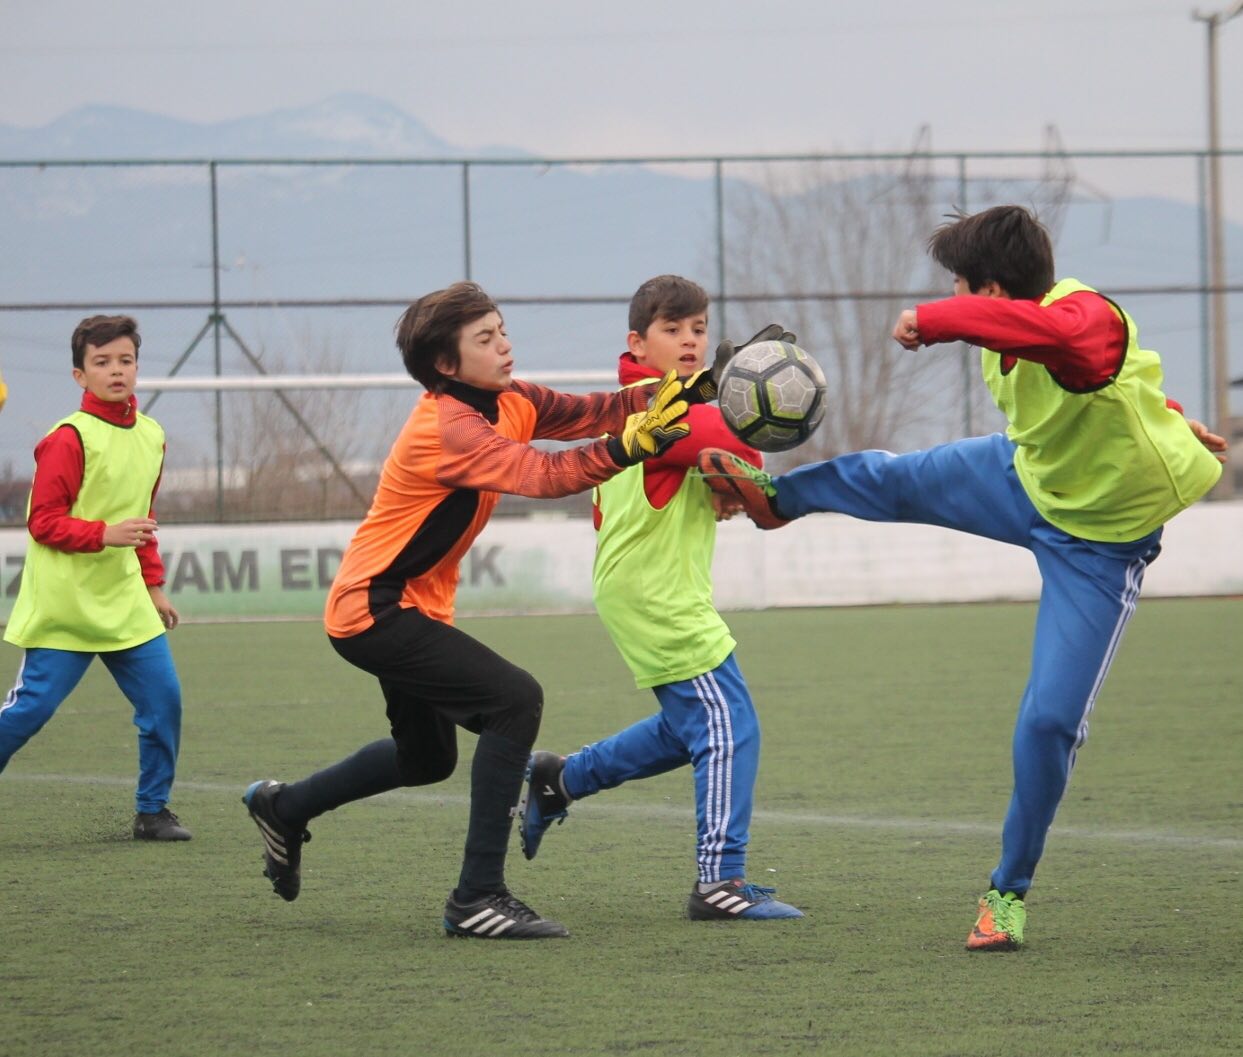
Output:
top-left (607, 370), bottom-right (691, 466)
top-left (681, 323), bottom-right (798, 403)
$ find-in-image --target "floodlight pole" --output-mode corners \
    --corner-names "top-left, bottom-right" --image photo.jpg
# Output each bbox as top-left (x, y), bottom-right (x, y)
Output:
top-left (1193, 2), bottom-right (1243, 496)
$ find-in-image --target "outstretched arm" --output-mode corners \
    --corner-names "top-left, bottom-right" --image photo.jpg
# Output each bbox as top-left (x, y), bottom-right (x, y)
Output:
top-left (518, 380), bottom-right (652, 442)
top-left (433, 376), bottom-right (689, 499)
top-left (893, 291), bottom-right (1126, 390)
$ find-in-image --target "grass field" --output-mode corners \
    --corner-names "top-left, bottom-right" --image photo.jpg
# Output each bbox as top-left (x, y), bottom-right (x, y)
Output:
top-left (2, 598), bottom-right (1240, 1057)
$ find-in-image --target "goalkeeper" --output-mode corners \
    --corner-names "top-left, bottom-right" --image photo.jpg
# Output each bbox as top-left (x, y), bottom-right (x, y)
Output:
top-left (519, 274), bottom-right (803, 921)
top-left (242, 281), bottom-right (693, 940)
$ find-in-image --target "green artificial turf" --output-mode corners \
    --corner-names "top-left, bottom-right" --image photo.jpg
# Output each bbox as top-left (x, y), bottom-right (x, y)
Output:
top-left (2, 599), bottom-right (1239, 1056)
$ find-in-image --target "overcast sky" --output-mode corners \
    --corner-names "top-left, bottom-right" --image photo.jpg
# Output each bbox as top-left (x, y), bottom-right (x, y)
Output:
top-left (5, 0), bottom-right (1243, 162)
top-left (1, 2), bottom-right (1240, 457)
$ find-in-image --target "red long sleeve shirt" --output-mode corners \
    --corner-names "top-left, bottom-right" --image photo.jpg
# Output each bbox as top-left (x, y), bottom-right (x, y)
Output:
top-left (916, 289), bottom-right (1186, 413)
top-left (916, 290), bottom-right (1127, 390)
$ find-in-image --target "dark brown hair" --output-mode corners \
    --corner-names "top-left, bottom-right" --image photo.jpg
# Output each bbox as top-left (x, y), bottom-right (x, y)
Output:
top-left (394, 282), bottom-right (500, 391)
top-left (927, 205), bottom-right (1055, 301)
top-left (71, 314), bottom-right (141, 369)
top-left (628, 274), bottom-right (710, 336)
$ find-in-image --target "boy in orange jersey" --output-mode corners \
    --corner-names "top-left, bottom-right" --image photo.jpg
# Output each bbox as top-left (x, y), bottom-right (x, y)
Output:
top-left (244, 281), bottom-right (696, 939)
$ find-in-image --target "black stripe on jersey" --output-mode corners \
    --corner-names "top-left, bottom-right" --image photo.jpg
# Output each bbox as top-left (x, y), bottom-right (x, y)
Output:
top-left (366, 487), bottom-right (481, 621)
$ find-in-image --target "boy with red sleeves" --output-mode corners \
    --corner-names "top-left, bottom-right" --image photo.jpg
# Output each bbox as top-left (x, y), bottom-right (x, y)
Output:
top-left (700, 206), bottom-right (1227, 950)
top-left (2, 314), bottom-right (189, 841)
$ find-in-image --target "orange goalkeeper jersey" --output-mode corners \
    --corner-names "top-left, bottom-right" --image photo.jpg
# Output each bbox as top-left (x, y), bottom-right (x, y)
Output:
top-left (324, 378), bottom-right (651, 637)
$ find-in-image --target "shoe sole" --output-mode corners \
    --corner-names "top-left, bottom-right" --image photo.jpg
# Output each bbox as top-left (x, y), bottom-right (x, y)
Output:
top-left (688, 887), bottom-right (804, 920)
top-left (688, 908), bottom-right (805, 921)
top-left (517, 757), bottom-right (540, 860)
top-left (443, 925), bottom-right (570, 940)
top-left (443, 891), bottom-right (570, 939)
top-left (966, 934), bottom-right (1022, 951)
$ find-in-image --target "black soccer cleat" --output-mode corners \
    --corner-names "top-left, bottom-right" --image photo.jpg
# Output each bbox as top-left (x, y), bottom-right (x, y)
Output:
top-left (518, 751), bottom-right (571, 861)
top-left (443, 889), bottom-right (570, 939)
top-left (243, 779), bottom-right (311, 902)
top-left (132, 807), bottom-right (193, 841)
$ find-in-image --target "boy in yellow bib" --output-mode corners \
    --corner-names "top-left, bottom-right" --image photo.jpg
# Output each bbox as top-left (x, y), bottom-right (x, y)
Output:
top-left (701, 207), bottom-right (1226, 949)
top-left (1, 315), bottom-right (189, 841)
top-left (521, 276), bottom-right (802, 920)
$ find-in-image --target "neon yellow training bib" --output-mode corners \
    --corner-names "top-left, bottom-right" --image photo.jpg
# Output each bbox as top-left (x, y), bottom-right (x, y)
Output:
top-left (982, 279), bottom-right (1222, 542)
top-left (5, 409), bottom-right (167, 651)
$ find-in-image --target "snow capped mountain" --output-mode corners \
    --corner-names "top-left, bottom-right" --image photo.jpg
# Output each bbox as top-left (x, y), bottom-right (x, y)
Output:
top-left (0, 94), bottom-right (526, 159)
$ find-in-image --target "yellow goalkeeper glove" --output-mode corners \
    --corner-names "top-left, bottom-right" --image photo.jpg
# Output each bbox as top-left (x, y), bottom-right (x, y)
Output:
top-left (607, 369), bottom-right (691, 466)
top-left (680, 323), bottom-right (798, 403)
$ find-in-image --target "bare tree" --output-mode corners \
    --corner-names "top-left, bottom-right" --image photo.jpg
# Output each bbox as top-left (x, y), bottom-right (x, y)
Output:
top-left (224, 331), bottom-right (411, 521)
top-left (720, 153), bottom-right (945, 466)
top-left (719, 142), bottom-right (1076, 468)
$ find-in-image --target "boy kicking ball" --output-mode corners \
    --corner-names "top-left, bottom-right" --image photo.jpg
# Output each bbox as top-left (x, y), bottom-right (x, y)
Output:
top-left (700, 206), bottom-right (1226, 949)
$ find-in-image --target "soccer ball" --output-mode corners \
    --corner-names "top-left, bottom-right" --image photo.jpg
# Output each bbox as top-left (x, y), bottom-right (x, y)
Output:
top-left (717, 340), bottom-right (827, 453)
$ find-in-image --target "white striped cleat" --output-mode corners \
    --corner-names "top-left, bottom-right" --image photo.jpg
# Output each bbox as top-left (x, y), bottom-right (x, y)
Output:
top-left (687, 878), bottom-right (804, 920)
top-left (243, 779), bottom-right (311, 902)
top-left (443, 889), bottom-right (570, 939)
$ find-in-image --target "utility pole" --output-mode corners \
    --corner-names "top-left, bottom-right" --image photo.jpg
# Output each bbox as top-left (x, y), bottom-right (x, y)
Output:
top-left (1193, 2), bottom-right (1243, 496)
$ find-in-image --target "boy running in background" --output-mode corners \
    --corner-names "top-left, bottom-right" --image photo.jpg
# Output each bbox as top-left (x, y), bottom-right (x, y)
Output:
top-left (2, 314), bottom-right (190, 842)
top-left (700, 206), bottom-right (1227, 949)
top-left (243, 281), bottom-right (695, 940)
top-left (520, 275), bottom-right (803, 921)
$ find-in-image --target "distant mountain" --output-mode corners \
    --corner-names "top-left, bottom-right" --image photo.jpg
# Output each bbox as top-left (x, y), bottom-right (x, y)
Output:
top-left (0, 94), bottom-right (521, 160)
top-left (0, 94), bottom-right (716, 307)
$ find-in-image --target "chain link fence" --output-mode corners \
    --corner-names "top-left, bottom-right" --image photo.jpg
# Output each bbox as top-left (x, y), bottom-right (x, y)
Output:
top-left (1, 147), bottom-right (1239, 522)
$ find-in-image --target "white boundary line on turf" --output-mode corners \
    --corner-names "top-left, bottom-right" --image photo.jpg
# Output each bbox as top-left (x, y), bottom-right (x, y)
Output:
top-left (10, 771), bottom-right (1242, 852)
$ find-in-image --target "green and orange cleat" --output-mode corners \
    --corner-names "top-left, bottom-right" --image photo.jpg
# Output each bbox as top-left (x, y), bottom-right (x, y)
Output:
top-left (696, 449), bottom-right (790, 530)
top-left (966, 889), bottom-right (1026, 951)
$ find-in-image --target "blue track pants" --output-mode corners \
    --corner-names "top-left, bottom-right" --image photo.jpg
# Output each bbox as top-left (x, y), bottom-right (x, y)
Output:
top-left (0, 635), bottom-right (182, 814)
top-left (562, 652), bottom-right (759, 884)
top-left (775, 433), bottom-right (1160, 894)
